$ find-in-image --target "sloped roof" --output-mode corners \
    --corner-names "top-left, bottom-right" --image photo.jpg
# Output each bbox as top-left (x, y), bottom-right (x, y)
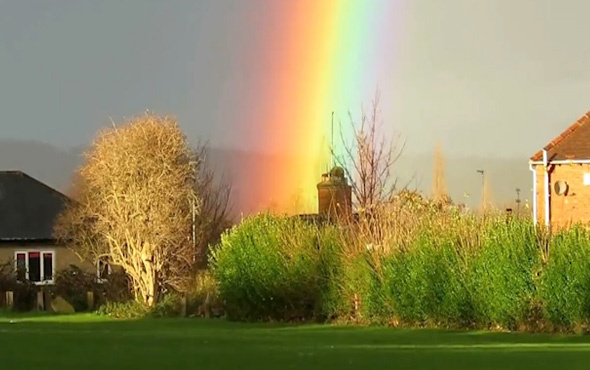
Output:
top-left (531, 111), bottom-right (590, 162)
top-left (0, 171), bottom-right (70, 241)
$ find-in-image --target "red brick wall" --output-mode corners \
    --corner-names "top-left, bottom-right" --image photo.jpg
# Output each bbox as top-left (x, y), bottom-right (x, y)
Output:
top-left (317, 184), bottom-right (352, 218)
top-left (535, 163), bottom-right (590, 228)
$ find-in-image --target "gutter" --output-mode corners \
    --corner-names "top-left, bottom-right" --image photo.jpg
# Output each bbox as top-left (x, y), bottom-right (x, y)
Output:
top-left (543, 149), bottom-right (550, 228)
top-left (528, 161), bottom-right (537, 226)
top-left (530, 159), bottom-right (590, 165)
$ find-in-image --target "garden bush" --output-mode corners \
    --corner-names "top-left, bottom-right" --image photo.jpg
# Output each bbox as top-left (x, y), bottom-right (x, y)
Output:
top-left (99, 270), bottom-right (133, 304)
top-left (207, 207), bottom-right (590, 332)
top-left (381, 235), bottom-right (469, 326)
top-left (466, 220), bottom-right (541, 329)
top-left (185, 270), bottom-right (224, 317)
top-left (540, 227), bottom-right (590, 328)
top-left (96, 300), bottom-right (149, 319)
top-left (151, 293), bottom-right (184, 317)
top-left (211, 213), bottom-right (334, 320)
top-left (0, 260), bottom-right (38, 311)
top-left (50, 265), bottom-right (132, 312)
top-left (51, 265), bottom-right (99, 311)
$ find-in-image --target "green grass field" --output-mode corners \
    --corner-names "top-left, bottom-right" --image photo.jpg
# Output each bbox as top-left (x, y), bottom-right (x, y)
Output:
top-left (2, 314), bottom-right (590, 369)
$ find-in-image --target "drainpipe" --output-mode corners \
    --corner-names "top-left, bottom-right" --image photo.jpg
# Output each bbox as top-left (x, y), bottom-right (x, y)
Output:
top-left (529, 162), bottom-right (537, 226)
top-left (543, 149), bottom-right (550, 228)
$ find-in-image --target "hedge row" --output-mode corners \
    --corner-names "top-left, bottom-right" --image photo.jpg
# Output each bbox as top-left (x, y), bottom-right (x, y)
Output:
top-left (211, 213), bottom-right (590, 331)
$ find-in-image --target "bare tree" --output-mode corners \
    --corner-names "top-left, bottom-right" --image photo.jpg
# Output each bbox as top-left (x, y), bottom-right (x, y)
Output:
top-left (55, 114), bottom-right (199, 307)
top-left (193, 144), bottom-right (233, 267)
top-left (432, 142), bottom-right (451, 205)
top-left (336, 92), bottom-right (404, 211)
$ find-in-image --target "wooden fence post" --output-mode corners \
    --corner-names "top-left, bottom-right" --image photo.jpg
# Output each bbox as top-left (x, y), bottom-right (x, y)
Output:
top-left (181, 295), bottom-right (187, 317)
top-left (86, 291), bottom-right (94, 311)
top-left (6, 291), bottom-right (14, 310)
top-left (36, 291), bottom-right (45, 311)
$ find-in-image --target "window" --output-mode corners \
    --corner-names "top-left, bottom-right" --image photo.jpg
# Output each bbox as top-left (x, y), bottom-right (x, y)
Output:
top-left (97, 257), bottom-right (111, 281)
top-left (43, 253), bottom-right (53, 281)
top-left (14, 251), bottom-right (55, 284)
top-left (15, 253), bottom-right (26, 281)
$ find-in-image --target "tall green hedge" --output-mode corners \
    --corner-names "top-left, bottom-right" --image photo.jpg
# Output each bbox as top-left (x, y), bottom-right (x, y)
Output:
top-left (211, 214), bottom-right (339, 320)
top-left (212, 214), bottom-right (590, 331)
top-left (540, 227), bottom-right (590, 328)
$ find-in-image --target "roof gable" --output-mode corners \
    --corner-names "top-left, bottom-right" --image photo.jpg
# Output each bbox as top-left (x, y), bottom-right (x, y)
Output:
top-left (531, 111), bottom-right (590, 162)
top-left (0, 171), bottom-right (70, 241)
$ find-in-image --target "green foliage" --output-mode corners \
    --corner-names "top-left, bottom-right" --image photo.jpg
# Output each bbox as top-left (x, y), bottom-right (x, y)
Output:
top-left (382, 236), bottom-right (469, 325)
top-left (96, 300), bottom-right (149, 319)
top-left (51, 265), bottom-right (98, 312)
top-left (211, 213), bottom-right (337, 320)
top-left (211, 211), bottom-right (590, 331)
top-left (151, 293), bottom-right (184, 318)
top-left (100, 270), bottom-right (133, 303)
top-left (0, 260), bottom-right (38, 311)
top-left (467, 220), bottom-right (540, 328)
top-left (540, 227), bottom-right (590, 328)
top-left (185, 270), bottom-right (224, 317)
top-left (50, 265), bottom-right (132, 312)
top-left (0, 261), bottom-right (15, 292)
top-left (96, 293), bottom-right (184, 319)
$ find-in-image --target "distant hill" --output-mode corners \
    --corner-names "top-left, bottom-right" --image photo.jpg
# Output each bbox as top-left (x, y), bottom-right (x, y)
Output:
top-left (0, 140), bottom-right (532, 214)
top-left (0, 140), bottom-right (84, 195)
top-left (396, 153), bottom-right (532, 209)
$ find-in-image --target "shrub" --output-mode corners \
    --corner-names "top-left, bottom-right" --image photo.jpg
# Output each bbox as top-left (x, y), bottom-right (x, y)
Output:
top-left (96, 293), bottom-right (184, 319)
top-left (0, 260), bottom-right (38, 311)
top-left (211, 213), bottom-right (326, 320)
top-left (151, 293), bottom-right (184, 317)
top-left (209, 206), bottom-right (590, 332)
top-left (540, 227), bottom-right (590, 328)
top-left (185, 270), bottom-right (223, 317)
top-left (96, 300), bottom-right (149, 319)
top-left (0, 261), bottom-right (15, 291)
top-left (12, 281), bottom-right (38, 312)
top-left (100, 270), bottom-right (133, 304)
top-left (467, 220), bottom-right (541, 329)
top-left (314, 226), bottom-right (348, 320)
top-left (51, 265), bottom-right (98, 312)
top-left (50, 265), bottom-right (132, 312)
top-left (340, 253), bottom-right (391, 322)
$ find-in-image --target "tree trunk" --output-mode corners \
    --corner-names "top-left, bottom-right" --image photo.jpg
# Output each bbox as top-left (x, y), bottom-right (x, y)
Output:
top-left (132, 271), bottom-right (159, 307)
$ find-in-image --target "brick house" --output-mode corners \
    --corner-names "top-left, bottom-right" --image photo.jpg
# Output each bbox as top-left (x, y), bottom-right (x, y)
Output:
top-left (0, 171), bottom-right (97, 284)
top-left (530, 111), bottom-right (590, 228)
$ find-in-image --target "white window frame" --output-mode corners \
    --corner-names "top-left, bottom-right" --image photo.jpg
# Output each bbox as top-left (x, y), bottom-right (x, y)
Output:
top-left (14, 250), bottom-right (56, 285)
top-left (96, 257), bottom-right (111, 283)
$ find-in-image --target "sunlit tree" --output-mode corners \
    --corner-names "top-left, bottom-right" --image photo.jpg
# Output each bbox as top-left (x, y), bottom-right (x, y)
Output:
top-left (55, 114), bottom-right (200, 306)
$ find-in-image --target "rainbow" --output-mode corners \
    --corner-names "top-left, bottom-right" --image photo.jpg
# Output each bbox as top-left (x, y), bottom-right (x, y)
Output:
top-left (240, 1), bottom-right (402, 214)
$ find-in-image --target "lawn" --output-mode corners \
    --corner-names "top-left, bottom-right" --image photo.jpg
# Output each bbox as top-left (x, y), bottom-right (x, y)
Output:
top-left (2, 314), bottom-right (590, 369)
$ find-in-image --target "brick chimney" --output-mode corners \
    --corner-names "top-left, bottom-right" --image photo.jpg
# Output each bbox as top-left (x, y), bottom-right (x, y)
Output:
top-left (317, 166), bottom-right (352, 219)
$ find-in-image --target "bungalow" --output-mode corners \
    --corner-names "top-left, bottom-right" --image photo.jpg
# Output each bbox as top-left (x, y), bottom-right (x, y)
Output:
top-left (0, 171), bottom-right (95, 284)
top-left (530, 111), bottom-right (590, 229)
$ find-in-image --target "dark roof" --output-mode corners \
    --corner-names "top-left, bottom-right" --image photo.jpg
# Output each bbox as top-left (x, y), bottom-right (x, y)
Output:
top-left (531, 111), bottom-right (590, 161)
top-left (0, 171), bottom-right (70, 241)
